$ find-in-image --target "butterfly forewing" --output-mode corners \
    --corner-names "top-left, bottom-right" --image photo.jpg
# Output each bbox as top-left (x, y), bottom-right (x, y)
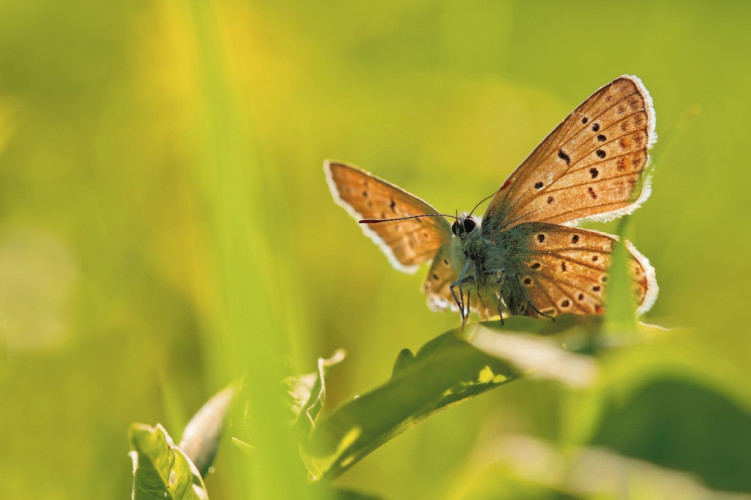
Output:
top-left (504, 222), bottom-right (657, 317)
top-left (325, 161), bottom-right (451, 273)
top-left (483, 76), bottom-right (655, 233)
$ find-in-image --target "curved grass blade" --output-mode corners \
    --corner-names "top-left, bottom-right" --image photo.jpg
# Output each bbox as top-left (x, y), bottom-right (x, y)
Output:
top-left (179, 386), bottom-right (236, 477)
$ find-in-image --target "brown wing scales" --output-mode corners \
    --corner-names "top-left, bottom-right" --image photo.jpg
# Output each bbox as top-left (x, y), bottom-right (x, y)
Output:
top-left (326, 161), bottom-right (451, 272)
top-left (483, 76), bottom-right (654, 232)
top-left (510, 223), bottom-right (654, 317)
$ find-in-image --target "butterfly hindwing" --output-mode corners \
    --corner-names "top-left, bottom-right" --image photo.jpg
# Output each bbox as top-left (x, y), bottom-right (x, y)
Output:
top-left (423, 243), bottom-right (498, 319)
top-left (483, 76), bottom-right (655, 233)
top-left (325, 161), bottom-right (451, 273)
top-left (501, 222), bottom-right (657, 317)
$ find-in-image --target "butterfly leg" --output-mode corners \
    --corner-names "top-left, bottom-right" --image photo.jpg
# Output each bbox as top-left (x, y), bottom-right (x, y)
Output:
top-left (513, 274), bottom-right (555, 321)
top-left (450, 261), bottom-right (474, 323)
top-left (456, 260), bottom-right (471, 314)
top-left (450, 275), bottom-right (475, 324)
top-left (464, 289), bottom-right (471, 327)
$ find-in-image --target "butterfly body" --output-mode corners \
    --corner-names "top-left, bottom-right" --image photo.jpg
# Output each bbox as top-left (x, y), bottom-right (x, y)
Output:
top-left (326, 75), bottom-right (658, 322)
top-left (445, 215), bottom-right (505, 316)
top-left (444, 216), bottom-right (585, 319)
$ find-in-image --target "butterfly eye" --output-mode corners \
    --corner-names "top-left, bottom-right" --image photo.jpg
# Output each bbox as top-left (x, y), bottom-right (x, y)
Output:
top-left (451, 220), bottom-right (461, 235)
top-left (463, 218), bottom-right (476, 233)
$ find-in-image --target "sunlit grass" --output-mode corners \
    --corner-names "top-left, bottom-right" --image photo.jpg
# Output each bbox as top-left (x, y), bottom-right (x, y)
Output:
top-left (187, 1), bottom-right (313, 498)
top-left (3, 1), bottom-right (751, 498)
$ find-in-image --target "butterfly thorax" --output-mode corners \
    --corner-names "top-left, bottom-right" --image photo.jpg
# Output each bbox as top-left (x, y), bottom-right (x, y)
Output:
top-left (450, 215), bottom-right (510, 286)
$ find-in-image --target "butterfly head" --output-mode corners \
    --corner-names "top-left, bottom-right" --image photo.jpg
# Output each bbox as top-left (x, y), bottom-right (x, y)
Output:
top-left (451, 215), bottom-right (477, 238)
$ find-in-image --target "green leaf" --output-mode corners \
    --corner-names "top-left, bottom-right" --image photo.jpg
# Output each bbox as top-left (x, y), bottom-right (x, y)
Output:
top-left (465, 322), bottom-right (600, 389)
top-left (301, 315), bottom-right (607, 481)
top-left (390, 348), bottom-right (416, 378)
top-left (129, 423), bottom-right (208, 500)
top-left (591, 377), bottom-right (751, 493)
top-left (301, 327), bottom-right (515, 480)
top-left (286, 349), bottom-right (347, 435)
top-left (179, 386), bottom-right (235, 477)
top-left (313, 485), bottom-right (383, 500)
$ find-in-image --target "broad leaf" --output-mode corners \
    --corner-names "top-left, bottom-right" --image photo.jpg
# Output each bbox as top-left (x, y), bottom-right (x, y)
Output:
top-left (129, 423), bottom-right (208, 500)
top-left (302, 315), bottom-right (607, 481)
top-left (286, 349), bottom-right (347, 435)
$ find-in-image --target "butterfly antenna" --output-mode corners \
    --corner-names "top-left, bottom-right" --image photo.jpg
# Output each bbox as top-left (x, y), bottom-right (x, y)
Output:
top-left (468, 192), bottom-right (497, 218)
top-left (359, 213), bottom-right (458, 224)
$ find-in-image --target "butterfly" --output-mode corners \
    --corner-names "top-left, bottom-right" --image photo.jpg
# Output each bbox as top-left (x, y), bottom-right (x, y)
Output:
top-left (325, 75), bottom-right (658, 323)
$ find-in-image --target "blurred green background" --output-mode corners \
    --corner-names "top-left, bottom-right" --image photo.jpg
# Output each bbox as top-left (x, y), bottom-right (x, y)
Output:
top-left (2, 0), bottom-right (751, 498)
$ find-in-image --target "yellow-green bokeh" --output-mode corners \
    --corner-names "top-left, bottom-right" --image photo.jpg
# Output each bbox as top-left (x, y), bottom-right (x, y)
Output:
top-left (2, 0), bottom-right (751, 498)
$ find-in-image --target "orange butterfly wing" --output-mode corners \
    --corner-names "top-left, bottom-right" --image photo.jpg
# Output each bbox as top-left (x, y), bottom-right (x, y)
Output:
top-left (483, 76), bottom-right (656, 233)
top-left (325, 161), bottom-right (451, 273)
top-left (503, 222), bottom-right (657, 317)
